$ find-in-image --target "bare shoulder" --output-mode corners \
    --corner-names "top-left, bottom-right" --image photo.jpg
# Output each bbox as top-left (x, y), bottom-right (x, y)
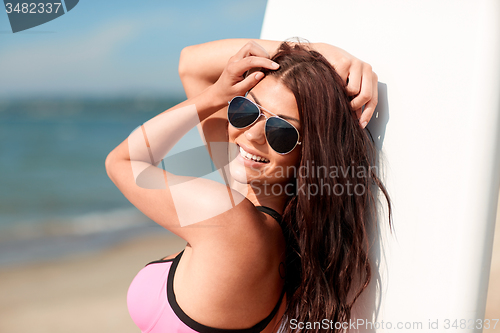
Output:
top-left (169, 181), bottom-right (272, 243)
top-left (191, 190), bottom-right (284, 257)
top-left (173, 198), bottom-right (287, 329)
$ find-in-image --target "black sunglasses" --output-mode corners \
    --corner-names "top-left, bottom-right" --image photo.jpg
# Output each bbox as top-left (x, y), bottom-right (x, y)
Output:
top-left (227, 96), bottom-right (301, 155)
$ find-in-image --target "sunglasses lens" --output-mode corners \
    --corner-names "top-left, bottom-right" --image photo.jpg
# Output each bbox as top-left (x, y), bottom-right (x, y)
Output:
top-left (265, 117), bottom-right (299, 154)
top-left (228, 96), bottom-right (260, 128)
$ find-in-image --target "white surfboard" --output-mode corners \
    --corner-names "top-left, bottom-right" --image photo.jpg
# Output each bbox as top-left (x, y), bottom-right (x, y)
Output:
top-left (261, 1), bottom-right (500, 331)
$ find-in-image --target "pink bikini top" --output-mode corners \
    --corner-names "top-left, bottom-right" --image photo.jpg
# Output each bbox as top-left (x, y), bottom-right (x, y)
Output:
top-left (127, 206), bottom-right (286, 333)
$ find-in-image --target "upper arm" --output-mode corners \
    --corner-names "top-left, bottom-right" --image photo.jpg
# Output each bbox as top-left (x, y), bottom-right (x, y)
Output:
top-left (105, 141), bottom-right (256, 247)
top-left (178, 45), bottom-right (232, 175)
top-left (179, 45), bottom-right (222, 99)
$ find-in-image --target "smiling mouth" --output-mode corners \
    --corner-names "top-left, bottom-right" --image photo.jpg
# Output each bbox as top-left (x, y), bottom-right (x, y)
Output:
top-left (238, 145), bottom-right (270, 163)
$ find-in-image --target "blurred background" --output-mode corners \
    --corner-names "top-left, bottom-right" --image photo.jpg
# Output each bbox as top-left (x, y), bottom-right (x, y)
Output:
top-left (0, 1), bottom-right (498, 332)
top-left (0, 0), bottom-right (267, 261)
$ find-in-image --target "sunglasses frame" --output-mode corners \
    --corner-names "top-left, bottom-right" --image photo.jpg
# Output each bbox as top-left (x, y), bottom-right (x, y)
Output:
top-left (227, 95), bottom-right (302, 155)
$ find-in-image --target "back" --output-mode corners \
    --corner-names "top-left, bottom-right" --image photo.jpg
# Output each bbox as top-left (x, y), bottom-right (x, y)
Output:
top-left (128, 205), bottom-right (287, 332)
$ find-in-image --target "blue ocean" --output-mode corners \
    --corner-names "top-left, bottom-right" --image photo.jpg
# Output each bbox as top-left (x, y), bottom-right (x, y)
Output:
top-left (0, 96), bottom-right (206, 266)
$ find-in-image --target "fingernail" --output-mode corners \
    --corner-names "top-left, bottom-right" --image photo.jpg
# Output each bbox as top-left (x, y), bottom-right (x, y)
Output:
top-left (255, 72), bottom-right (264, 80)
top-left (271, 62), bottom-right (279, 69)
top-left (361, 121), bottom-right (368, 129)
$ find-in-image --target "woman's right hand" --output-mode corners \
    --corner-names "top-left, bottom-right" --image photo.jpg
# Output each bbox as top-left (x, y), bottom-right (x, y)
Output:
top-left (209, 41), bottom-right (280, 107)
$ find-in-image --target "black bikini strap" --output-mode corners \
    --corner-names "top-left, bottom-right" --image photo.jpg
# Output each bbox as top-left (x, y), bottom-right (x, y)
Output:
top-left (145, 251), bottom-right (182, 266)
top-left (255, 206), bottom-right (282, 223)
top-left (255, 206), bottom-right (285, 231)
top-left (252, 286), bottom-right (286, 332)
top-left (167, 251), bottom-right (285, 333)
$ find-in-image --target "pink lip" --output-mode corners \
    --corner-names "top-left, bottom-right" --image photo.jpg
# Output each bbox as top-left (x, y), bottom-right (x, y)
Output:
top-left (237, 142), bottom-right (269, 161)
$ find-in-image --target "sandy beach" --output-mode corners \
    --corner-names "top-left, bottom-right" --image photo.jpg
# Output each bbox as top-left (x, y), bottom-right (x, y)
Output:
top-left (1, 199), bottom-right (499, 333)
top-left (0, 232), bottom-right (187, 333)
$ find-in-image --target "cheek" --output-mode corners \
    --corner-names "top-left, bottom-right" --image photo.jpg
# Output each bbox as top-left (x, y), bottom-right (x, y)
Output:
top-left (278, 154), bottom-right (299, 168)
top-left (283, 148), bottom-right (301, 167)
top-left (227, 126), bottom-right (240, 142)
top-left (269, 151), bottom-right (301, 178)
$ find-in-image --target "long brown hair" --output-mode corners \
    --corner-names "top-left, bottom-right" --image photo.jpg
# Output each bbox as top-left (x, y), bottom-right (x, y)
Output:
top-left (262, 42), bottom-right (391, 333)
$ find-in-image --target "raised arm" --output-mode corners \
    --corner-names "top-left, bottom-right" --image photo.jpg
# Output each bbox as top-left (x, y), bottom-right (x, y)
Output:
top-left (179, 38), bottom-right (378, 128)
top-left (105, 42), bottom-right (278, 246)
top-left (179, 39), bottom-right (281, 98)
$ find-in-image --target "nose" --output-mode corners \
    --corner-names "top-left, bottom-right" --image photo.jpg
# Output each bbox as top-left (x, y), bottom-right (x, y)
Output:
top-left (244, 116), bottom-right (267, 145)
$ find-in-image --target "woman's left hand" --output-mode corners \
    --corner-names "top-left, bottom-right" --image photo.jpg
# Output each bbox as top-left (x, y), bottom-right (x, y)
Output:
top-left (315, 43), bottom-right (378, 129)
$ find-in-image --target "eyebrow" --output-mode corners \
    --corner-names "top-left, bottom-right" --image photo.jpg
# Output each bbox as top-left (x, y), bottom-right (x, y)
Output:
top-left (249, 92), bottom-right (300, 124)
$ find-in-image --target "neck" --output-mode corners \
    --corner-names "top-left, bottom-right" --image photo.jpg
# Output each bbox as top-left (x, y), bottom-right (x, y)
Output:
top-left (229, 180), bottom-right (289, 214)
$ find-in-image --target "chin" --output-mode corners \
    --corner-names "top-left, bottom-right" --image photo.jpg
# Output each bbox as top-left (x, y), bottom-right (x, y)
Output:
top-left (228, 158), bottom-right (250, 185)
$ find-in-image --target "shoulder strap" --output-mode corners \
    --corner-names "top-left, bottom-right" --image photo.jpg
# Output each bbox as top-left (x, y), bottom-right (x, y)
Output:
top-left (255, 206), bottom-right (282, 222)
top-left (255, 206), bottom-right (285, 231)
top-left (167, 250), bottom-right (284, 333)
top-left (145, 250), bottom-right (183, 266)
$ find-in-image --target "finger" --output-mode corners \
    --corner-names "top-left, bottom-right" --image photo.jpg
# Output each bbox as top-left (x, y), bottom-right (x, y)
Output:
top-left (358, 100), bottom-right (375, 129)
top-left (230, 56), bottom-right (279, 77)
top-left (350, 65), bottom-right (373, 110)
top-left (345, 60), bottom-right (363, 96)
top-left (355, 108), bottom-right (362, 120)
top-left (235, 71), bottom-right (265, 92)
top-left (233, 41), bottom-right (270, 61)
top-left (333, 58), bottom-right (350, 83)
top-left (358, 76), bottom-right (379, 128)
top-left (337, 67), bottom-right (349, 84)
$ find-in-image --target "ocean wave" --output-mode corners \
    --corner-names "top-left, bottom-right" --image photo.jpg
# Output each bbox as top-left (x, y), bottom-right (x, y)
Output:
top-left (0, 208), bottom-right (155, 242)
top-left (0, 208), bottom-right (169, 267)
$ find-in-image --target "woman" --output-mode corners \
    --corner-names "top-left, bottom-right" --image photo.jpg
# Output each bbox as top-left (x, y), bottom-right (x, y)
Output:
top-left (106, 39), bottom-right (390, 333)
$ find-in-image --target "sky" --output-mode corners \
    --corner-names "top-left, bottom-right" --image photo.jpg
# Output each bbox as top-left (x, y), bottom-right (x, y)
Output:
top-left (0, 0), bottom-right (268, 98)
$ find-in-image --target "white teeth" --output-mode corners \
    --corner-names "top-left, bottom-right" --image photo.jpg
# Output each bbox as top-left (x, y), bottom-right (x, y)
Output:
top-left (238, 146), bottom-right (269, 163)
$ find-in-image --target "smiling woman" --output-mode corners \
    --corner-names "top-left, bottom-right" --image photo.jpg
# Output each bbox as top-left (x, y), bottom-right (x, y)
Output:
top-left (227, 77), bottom-right (302, 194)
top-left (105, 38), bottom-right (390, 333)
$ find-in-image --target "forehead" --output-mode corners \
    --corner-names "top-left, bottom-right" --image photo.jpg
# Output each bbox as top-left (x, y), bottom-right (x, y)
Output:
top-left (247, 76), bottom-right (299, 124)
